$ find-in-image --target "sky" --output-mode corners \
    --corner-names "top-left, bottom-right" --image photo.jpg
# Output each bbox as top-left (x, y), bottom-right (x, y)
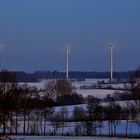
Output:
top-left (0, 0), bottom-right (140, 72)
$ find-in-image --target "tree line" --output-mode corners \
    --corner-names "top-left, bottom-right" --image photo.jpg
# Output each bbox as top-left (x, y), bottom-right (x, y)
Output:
top-left (0, 71), bottom-right (133, 82)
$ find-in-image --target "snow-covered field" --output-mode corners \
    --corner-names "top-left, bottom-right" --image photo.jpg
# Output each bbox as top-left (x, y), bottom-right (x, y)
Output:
top-left (75, 89), bottom-right (121, 98)
top-left (54, 100), bottom-right (136, 115)
top-left (7, 119), bottom-right (140, 136)
top-left (21, 79), bottom-right (125, 98)
top-left (2, 79), bottom-right (136, 139)
top-left (72, 79), bottom-right (126, 98)
top-left (8, 136), bottom-right (139, 140)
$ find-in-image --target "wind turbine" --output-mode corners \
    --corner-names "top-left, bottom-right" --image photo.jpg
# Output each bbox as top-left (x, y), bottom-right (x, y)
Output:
top-left (0, 42), bottom-right (6, 71)
top-left (65, 46), bottom-right (69, 79)
top-left (62, 41), bottom-right (71, 79)
top-left (109, 43), bottom-right (114, 83)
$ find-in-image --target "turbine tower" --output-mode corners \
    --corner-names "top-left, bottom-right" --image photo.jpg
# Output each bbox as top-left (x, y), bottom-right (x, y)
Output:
top-left (109, 43), bottom-right (114, 83)
top-left (0, 42), bottom-right (6, 71)
top-left (65, 46), bottom-right (69, 79)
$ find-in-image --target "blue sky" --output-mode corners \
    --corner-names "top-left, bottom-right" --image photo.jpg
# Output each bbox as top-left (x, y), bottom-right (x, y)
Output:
top-left (0, 0), bottom-right (140, 72)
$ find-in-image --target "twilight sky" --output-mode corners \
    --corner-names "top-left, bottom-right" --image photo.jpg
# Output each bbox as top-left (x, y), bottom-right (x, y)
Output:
top-left (0, 0), bottom-right (140, 72)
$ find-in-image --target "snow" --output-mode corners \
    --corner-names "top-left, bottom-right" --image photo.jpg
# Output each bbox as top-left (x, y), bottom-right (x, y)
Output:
top-left (18, 82), bottom-right (45, 90)
top-left (54, 104), bottom-right (87, 117)
top-left (101, 100), bottom-right (136, 108)
top-left (54, 100), bottom-right (136, 116)
top-left (72, 79), bottom-right (126, 98)
top-left (3, 79), bottom-right (137, 139)
top-left (19, 79), bottom-right (126, 99)
top-left (75, 89), bottom-right (120, 98)
top-left (4, 120), bottom-right (140, 138)
top-left (8, 136), bottom-right (139, 140)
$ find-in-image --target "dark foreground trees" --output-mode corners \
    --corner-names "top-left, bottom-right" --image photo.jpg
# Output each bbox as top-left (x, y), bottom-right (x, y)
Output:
top-left (130, 68), bottom-right (140, 111)
top-left (0, 71), bottom-right (55, 135)
top-left (0, 75), bottom-right (85, 135)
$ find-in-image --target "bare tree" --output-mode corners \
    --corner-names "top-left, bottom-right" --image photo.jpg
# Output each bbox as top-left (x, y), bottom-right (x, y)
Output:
top-left (74, 122), bottom-right (84, 136)
top-left (83, 121), bottom-right (97, 136)
top-left (49, 111), bottom-right (61, 136)
top-left (72, 106), bottom-right (86, 121)
top-left (44, 80), bottom-right (57, 100)
top-left (56, 79), bottom-right (73, 97)
top-left (104, 102), bottom-right (121, 136)
top-left (84, 95), bottom-right (103, 136)
top-left (0, 70), bottom-right (17, 134)
top-left (59, 107), bottom-right (68, 136)
top-left (130, 68), bottom-right (140, 111)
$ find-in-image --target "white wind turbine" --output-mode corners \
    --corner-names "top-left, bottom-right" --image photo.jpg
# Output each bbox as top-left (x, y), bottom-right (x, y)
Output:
top-left (66, 47), bottom-right (69, 79)
top-left (0, 42), bottom-right (6, 71)
top-left (63, 42), bottom-right (70, 79)
top-left (109, 43), bottom-right (114, 83)
top-left (65, 44), bottom-right (70, 79)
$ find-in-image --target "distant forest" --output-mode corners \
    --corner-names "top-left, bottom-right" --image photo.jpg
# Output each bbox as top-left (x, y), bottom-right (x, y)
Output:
top-left (1, 71), bottom-right (133, 82)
